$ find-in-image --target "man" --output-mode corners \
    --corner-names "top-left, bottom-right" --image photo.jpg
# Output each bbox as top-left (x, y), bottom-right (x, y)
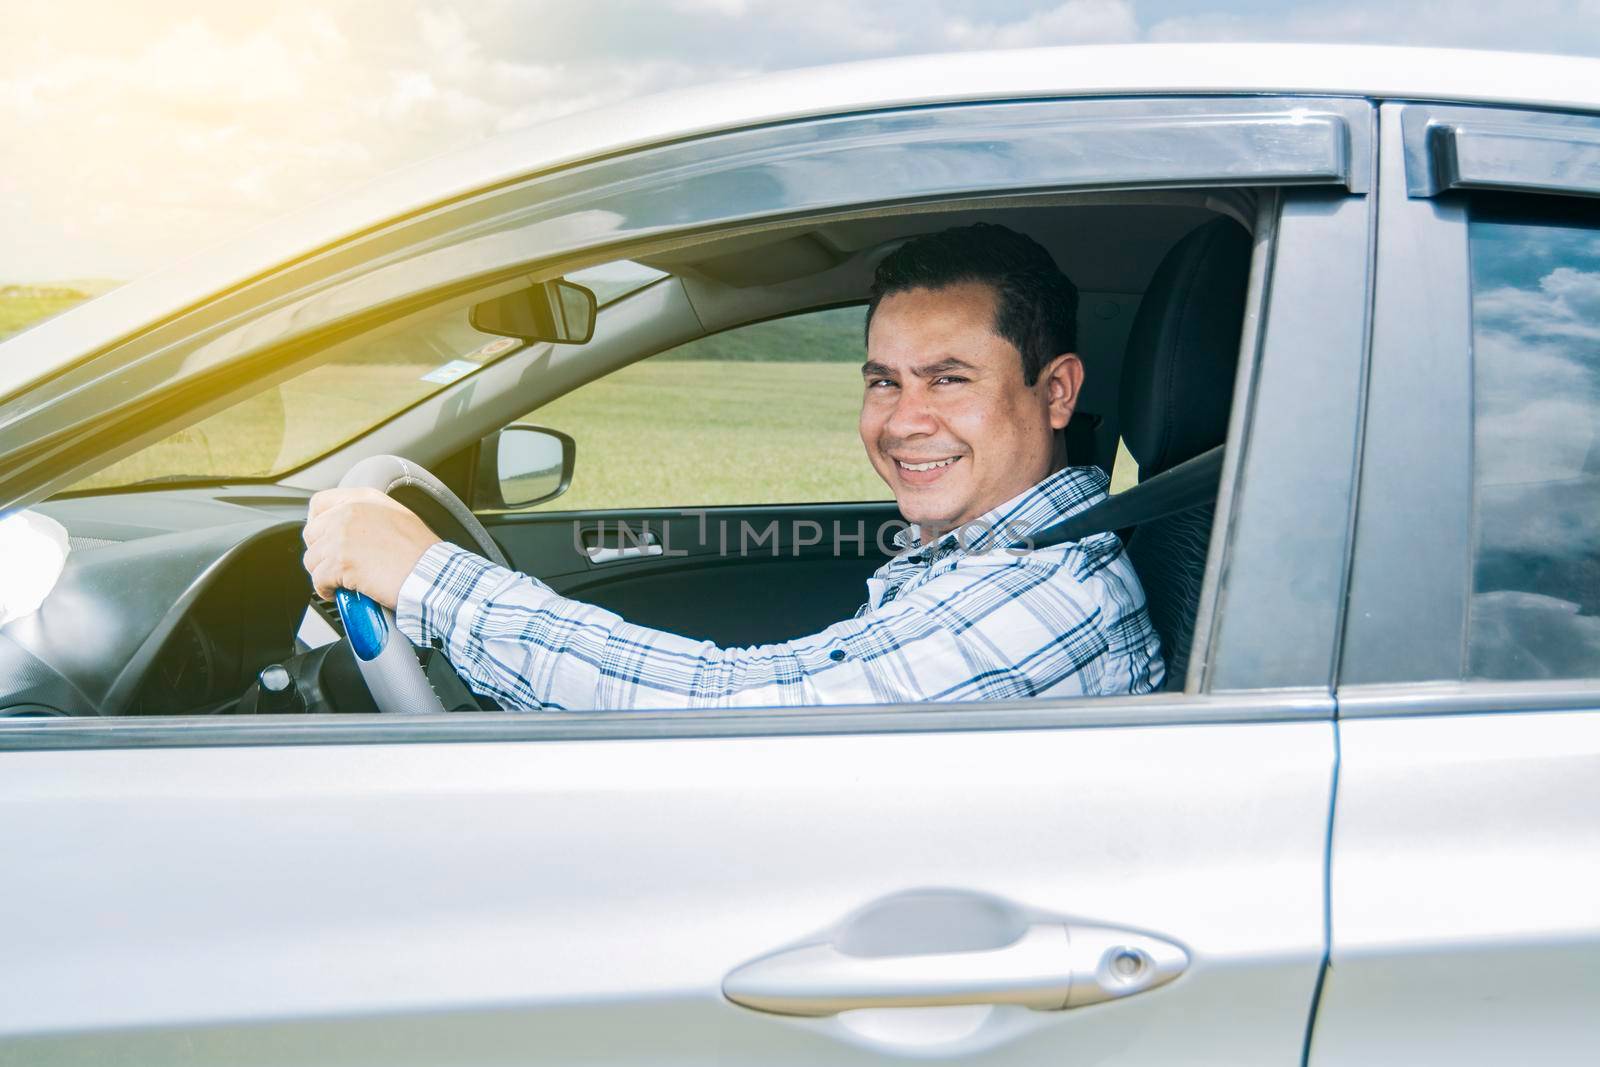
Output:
top-left (302, 223), bottom-right (1164, 708)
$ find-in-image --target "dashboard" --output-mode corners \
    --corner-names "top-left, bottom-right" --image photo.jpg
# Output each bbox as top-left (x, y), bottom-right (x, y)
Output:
top-left (1, 487), bottom-right (333, 717)
top-left (128, 532), bottom-right (313, 715)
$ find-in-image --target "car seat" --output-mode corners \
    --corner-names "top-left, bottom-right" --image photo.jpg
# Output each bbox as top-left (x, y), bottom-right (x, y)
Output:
top-left (1116, 216), bottom-right (1252, 689)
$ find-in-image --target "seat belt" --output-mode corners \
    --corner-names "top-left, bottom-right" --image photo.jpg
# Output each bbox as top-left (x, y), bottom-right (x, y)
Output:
top-left (1030, 445), bottom-right (1225, 549)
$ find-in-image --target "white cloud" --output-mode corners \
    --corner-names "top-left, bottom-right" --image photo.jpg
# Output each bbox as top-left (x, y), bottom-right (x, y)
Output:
top-left (1477, 272), bottom-right (1600, 345)
top-left (1543, 266), bottom-right (1600, 320)
top-left (945, 0), bottom-right (1139, 49)
top-left (1148, 0), bottom-right (1600, 54)
top-left (491, 58), bottom-right (720, 133)
top-left (0, 3), bottom-right (721, 279)
top-left (1473, 264), bottom-right (1600, 490)
top-left (5, 0), bottom-right (1600, 282)
top-left (669, 0), bottom-right (751, 14)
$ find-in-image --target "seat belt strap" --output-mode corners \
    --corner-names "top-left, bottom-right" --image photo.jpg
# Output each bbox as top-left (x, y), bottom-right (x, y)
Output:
top-left (1030, 445), bottom-right (1224, 549)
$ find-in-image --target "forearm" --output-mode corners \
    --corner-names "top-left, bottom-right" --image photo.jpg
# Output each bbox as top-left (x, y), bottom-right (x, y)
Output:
top-left (395, 542), bottom-right (610, 709)
top-left (394, 542), bottom-right (1131, 710)
top-left (394, 543), bottom-right (856, 709)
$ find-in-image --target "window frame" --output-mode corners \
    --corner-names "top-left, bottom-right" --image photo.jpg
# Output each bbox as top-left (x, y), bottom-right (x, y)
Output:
top-left (0, 186), bottom-right (1347, 752)
top-left (1340, 100), bottom-right (1600, 714)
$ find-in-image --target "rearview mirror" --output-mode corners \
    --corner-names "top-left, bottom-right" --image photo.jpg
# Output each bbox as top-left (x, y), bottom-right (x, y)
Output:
top-left (474, 424), bottom-right (575, 510)
top-left (470, 279), bottom-right (597, 344)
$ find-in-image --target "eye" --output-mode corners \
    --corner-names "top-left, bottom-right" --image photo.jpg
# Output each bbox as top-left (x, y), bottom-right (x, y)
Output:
top-left (933, 375), bottom-right (968, 385)
top-left (866, 377), bottom-right (897, 389)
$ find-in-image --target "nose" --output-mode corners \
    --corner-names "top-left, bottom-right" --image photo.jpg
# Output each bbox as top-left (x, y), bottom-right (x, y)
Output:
top-left (883, 382), bottom-right (940, 440)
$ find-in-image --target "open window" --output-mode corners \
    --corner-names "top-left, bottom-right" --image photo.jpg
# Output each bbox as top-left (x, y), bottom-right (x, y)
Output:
top-left (458, 195), bottom-right (1261, 693)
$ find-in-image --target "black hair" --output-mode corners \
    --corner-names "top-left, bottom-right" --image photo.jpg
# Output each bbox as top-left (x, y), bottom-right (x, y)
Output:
top-left (864, 222), bottom-right (1079, 386)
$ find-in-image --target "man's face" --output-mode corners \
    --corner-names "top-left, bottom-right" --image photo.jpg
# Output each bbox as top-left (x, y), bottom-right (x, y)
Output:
top-left (860, 281), bottom-right (1083, 538)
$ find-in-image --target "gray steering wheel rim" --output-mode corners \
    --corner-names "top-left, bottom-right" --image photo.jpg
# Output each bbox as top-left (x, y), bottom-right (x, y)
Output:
top-left (337, 454), bottom-right (507, 714)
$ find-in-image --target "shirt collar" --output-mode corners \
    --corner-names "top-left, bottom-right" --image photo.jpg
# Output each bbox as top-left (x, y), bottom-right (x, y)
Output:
top-left (893, 465), bottom-right (1111, 561)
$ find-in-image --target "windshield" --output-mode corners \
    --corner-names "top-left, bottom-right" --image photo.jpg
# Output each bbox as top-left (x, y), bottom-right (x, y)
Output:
top-left (59, 262), bottom-right (661, 494)
top-left (68, 303), bottom-right (522, 493)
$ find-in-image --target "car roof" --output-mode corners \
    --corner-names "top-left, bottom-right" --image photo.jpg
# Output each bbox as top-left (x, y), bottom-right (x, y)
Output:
top-left (5, 42), bottom-right (1600, 402)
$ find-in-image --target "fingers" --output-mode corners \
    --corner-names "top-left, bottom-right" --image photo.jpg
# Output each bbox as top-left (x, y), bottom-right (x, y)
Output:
top-left (305, 489), bottom-right (426, 540)
top-left (309, 560), bottom-right (341, 602)
top-left (303, 490), bottom-right (340, 548)
top-left (301, 487), bottom-right (438, 608)
top-left (303, 489), bottom-right (364, 548)
top-left (306, 487), bottom-right (386, 526)
top-left (302, 544), bottom-right (328, 600)
top-left (305, 549), bottom-right (356, 602)
top-left (305, 488), bottom-right (344, 523)
top-left (303, 494), bottom-right (353, 597)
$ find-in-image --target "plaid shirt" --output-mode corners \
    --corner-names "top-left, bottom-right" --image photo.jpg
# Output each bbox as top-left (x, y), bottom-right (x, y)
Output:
top-left (397, 465), bottom-right (1164, 710)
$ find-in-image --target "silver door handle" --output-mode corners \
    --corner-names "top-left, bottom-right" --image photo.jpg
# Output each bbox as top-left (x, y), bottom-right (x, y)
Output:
top-left (583, 529), bottom-right (662, 564)
top-left (723, 923), bottom-right (1187, 1017)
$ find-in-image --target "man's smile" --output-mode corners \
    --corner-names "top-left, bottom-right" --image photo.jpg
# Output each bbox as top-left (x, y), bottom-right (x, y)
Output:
top-left (891, 454), bottom-right (964, 485)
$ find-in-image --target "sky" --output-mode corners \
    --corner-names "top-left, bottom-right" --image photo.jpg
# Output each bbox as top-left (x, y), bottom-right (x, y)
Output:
top-left (5, 0), bottom-right (1600, 283)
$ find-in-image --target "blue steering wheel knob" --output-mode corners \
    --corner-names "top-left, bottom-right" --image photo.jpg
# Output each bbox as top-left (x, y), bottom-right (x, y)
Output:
top-left (335, 589), bottom-right (390, 662)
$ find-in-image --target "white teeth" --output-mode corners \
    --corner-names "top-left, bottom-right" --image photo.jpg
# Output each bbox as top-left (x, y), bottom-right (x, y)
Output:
top-left (898, 457), bottom-right (958, 472)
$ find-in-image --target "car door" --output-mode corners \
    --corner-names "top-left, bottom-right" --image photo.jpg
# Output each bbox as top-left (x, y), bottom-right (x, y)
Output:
top-left (1312, 103), bottom-right (1600, 1065)
top-left (0, 95), bottom-right (1375, 1064)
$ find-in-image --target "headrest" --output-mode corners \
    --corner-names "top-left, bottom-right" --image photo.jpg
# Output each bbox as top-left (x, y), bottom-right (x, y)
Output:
top-left (1119, 217), bottom-right (1252, 479)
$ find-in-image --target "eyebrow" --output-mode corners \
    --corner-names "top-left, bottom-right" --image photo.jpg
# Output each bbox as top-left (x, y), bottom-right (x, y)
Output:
top-left (860, 357), bottom-right (980, 379)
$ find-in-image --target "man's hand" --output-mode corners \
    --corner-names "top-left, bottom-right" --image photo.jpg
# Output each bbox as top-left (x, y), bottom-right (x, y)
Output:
top-left (302, 488), bottom-right (443, 608)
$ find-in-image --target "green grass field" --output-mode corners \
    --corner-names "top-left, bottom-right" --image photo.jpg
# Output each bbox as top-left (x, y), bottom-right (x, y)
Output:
top-left (528, 359), bottom-right (890, 510)
top-left (0, 281), bottom-right (120, 339)
top-left (0, 293), bottom-right (85, 338)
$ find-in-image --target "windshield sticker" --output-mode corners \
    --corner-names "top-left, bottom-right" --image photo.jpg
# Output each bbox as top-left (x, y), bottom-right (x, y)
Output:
top-left (471, 336), bottom-right (520, 361)
top-left (419, 359), bottom-right (481, 385)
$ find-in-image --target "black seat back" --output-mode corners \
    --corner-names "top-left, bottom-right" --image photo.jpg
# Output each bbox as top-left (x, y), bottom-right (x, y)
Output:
top-left (1118, 217), bottom-right (1252, 689)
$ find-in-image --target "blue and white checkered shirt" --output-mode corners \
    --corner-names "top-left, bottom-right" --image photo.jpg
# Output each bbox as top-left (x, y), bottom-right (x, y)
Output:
top-left (397, 465), bottom-right (1164, 709)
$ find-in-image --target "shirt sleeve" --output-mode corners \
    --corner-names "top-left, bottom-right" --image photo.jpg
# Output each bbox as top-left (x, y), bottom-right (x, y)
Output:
top-left (395, 539), bottom-right (1155, 710)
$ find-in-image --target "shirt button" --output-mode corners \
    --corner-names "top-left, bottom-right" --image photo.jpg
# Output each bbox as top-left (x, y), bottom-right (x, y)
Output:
top-left (829, 649), bottom-right (847, 662)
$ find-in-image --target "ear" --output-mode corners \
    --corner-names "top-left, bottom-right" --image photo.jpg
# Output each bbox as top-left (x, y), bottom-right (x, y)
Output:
top-left (1041, 352), bottom-right (1085, 430)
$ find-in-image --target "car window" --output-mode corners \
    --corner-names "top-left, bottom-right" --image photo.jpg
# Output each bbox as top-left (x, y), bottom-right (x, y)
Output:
top-left (1110, 437), bottom-right (1139, 495)
top-left (526, 306), bottom-right (892, 510)
top-left (1466, 196), bottom-right (1600, 680)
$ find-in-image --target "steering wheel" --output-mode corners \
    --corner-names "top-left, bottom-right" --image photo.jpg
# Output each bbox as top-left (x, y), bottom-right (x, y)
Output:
top-left (333, 454), bottom-right (509, 714)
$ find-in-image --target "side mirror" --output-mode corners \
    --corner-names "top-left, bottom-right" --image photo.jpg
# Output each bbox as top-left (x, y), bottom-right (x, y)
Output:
top-left (474, 425), bottom-right (575, 510)
top-left (470, 279), bottom-right (597, 344)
